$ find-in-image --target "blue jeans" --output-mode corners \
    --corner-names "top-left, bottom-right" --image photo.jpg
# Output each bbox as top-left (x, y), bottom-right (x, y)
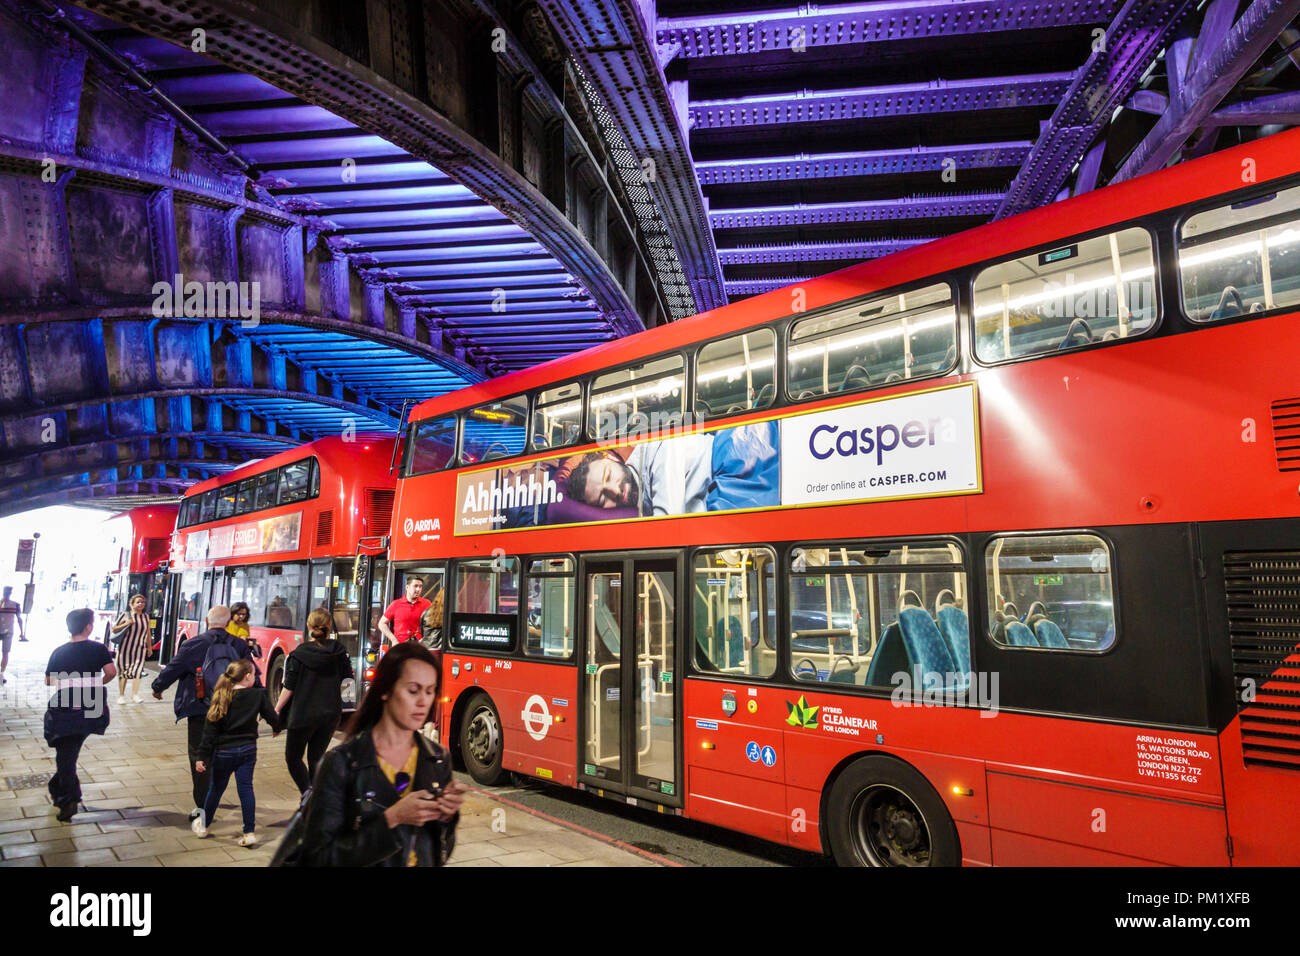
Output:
top-left (201, 743), bottom-right (257, 833)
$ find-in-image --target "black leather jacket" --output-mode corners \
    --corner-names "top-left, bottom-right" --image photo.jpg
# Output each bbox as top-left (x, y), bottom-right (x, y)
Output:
top-left (299, 730), bottom-right (458, 867)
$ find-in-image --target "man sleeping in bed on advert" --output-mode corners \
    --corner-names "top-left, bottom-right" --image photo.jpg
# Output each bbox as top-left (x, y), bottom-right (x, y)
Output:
top-left (499, 420), bottom-right (779, 529)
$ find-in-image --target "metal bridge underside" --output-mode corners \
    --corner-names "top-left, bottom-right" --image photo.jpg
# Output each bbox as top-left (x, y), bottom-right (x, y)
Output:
top-left (648, 0), bottom-right (1300, 299)
top-left (2, 0), bottom-right (1299, 517)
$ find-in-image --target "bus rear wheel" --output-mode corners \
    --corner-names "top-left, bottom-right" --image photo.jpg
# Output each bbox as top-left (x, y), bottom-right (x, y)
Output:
top-left (460, 692), bottom-right (505, 785)
top-left (826, 756), bottom-right (960, 867)
top-left (267, 655), bottom-right (285, 702)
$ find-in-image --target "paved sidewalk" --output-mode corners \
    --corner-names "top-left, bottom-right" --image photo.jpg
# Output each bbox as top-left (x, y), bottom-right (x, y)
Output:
top-left (0, 645), bottom-right (653, 867)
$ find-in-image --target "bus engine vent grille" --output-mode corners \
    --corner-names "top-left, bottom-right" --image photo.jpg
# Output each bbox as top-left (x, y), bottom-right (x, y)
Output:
top-left (365, 488), bottom-right (395, 537)
top-left (1225, 550), bottom-right (1300, 771)
top-left (315, 510), bottom-right (334, 548)
top-left (1272, 398), bottom-right (1300, 471)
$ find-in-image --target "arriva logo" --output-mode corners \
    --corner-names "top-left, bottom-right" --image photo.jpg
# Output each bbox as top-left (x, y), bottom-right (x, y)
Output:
top-left (403, 517), bottom-right (441, 537)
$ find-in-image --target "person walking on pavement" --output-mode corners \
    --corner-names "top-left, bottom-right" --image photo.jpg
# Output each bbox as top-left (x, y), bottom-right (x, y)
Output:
top-left (274, 607), bottom-right (353, 794)
top-left (110, 592), bottom-right (151, 703)
top-left (193, 658), bottom-right (280, 847)
top-left (0, 585), bottom-right (25, 684)
top-left (377, 576), bottom-right (430, 647)
top-left (296, 642), bottom-right (465, 866)
top-left (151, 605), bottom-right (254, 822)
top-left (44, 608), bottom-right (116, 822)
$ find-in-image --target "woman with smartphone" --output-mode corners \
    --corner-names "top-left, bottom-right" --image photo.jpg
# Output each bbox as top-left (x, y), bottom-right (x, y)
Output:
top-left (296, 641), bottom-right (465, 866)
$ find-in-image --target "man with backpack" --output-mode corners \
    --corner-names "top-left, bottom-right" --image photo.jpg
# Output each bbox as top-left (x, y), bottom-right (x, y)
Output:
top-left (152, 606), bottom-right (256, 822)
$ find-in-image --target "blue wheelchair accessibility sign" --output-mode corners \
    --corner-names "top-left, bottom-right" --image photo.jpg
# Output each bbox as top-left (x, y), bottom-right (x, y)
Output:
top-left (745, 741), bottom-right (760, 762)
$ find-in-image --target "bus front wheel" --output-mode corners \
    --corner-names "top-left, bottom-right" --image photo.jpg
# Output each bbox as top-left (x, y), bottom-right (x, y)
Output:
top-left (460, 692), bottom-right (506, 786)
top-left (826, 756), bottom-right (960, 867)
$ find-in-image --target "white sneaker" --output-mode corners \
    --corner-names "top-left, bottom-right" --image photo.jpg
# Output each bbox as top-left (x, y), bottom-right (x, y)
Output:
top-left (237, 832), bottom-right (257, 848)
top-left (191, 815), bottom-right (209, 838)
top-left (132, 695), bottom-right (143, 703)
top-left (116, 696), bottom-right (126, 704)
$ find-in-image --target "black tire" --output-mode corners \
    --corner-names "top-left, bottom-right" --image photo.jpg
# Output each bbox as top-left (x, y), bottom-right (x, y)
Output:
top-left (267, 654), bottom-right (285, 702)
top-left (459, 692), bottom-right (506, 785)
top-left (826, 755), bottom-right (960, 867)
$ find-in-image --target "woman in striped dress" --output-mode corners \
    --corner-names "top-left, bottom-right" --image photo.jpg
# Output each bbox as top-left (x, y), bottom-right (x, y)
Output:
top-left (110, 592), bottom-right (151, 703)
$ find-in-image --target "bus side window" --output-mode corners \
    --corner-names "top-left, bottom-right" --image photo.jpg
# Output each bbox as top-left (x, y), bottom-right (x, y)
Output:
top-left (531, 381), bottom-right (583, 450)
top-left (787, 282), bottom-right (956, 401)
top-left (692, 548), bottom-right (775, 678)
top-left (696, 330), bottom-right (777, 420)
top-left (1179, 183), bottom-right (1300, 322)
top-left (463, 395), bottom-right (528, 464)
top-left (407, 416), bottom-right (457, 474)
top-left (787, 544), bottom-right (969, 693)
top-left (589, 355), bottom-right (685, 441)
top-left (972, 227), bottom-right (1157, 362)
top-left (525, 557), bottom-right (575, 659)
top-left (985, 534), bottom-right (1116, 652)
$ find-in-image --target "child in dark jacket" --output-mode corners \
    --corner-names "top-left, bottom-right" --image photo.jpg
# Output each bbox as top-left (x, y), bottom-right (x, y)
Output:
top-left (193, 659), bottom-right (280, 846)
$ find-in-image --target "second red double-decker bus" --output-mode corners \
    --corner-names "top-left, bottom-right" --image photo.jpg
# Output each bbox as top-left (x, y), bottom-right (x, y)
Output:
top-left (385, 127), bottom-right (1300, 866)
top-left (93, 505), bottom-right (179, 654)
top-left (167, 436), bottom-right (396, 704)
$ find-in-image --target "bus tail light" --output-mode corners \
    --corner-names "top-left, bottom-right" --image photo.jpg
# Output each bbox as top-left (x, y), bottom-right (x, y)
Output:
top-left (364, 667), bottom-right (376, 682)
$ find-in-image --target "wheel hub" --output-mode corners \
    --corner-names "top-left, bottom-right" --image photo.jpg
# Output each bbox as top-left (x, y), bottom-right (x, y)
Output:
top-left (467, 709), bottom-right (499, 764)
top-left (854, 785), bottom-right (932, 867)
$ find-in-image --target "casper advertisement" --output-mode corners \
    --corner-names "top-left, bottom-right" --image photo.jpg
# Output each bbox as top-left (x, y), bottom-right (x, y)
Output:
top-left (454, 382), bottom-right (980, 536)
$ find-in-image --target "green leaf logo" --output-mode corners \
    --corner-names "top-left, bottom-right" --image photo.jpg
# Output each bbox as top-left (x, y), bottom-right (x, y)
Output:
top-left (785, 695), bottom-right (819, 729)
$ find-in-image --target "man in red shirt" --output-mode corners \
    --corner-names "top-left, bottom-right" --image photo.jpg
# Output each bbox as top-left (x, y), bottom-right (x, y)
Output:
top-left (379, 576), bottom-right (431, 646)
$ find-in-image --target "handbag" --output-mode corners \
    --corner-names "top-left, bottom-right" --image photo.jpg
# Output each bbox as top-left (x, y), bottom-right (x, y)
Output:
top-left (268, 787), bottom-right (313, 867)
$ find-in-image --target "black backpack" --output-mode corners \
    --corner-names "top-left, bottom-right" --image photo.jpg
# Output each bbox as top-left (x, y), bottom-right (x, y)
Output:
top-left (199, 635), bottom-right (242, 700)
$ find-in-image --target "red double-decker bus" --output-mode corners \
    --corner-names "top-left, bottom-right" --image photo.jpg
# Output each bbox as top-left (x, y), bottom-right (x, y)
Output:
top-left (388, 127), bottom-right (1300, 866)
top-left (167, 436), bottom-right (396, 704)
top-left (93, 505), bottom-right (179, 654)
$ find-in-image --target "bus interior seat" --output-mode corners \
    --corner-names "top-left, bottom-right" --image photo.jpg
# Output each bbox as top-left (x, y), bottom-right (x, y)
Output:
top-left (937, 606), bottom-right (971, 673)
top-left (593, 601), bottom-right (620, 655)
top-left (1024, 601), bottom-right (1046, 622)
top-left (864, 622), bottom-right (906, 686)
top-left (755, 383), bottom-right (775, 407)
top-left (897, 607), bottom-right (962, 690)
top-left (827, 662), bottom-right (857, 684)
top-left (1004, 621), bottom-right (1039, 647)
top-left (1034, 619), bottom-right (1069, 648)
top-left (715, 616), bottom-right (744, 669)
top-left (840, 364), bottom-right (872, 392)
top-left (1209, 285), bottom-right (1244, 320)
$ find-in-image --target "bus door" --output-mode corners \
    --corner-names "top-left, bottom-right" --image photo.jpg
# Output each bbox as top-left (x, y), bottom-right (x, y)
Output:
top-left (158, 571), bottom-right (183, 664)
top-left (1199, 520), bottom-right (1300, 865)
top-left (579, 555), bottom-right (682, 807)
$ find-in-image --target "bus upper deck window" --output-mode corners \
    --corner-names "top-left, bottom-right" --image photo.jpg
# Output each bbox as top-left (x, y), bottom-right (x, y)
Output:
top-left (199, 490), bottom-right (218, 523)
top-left (696, 330), bottom-right (777, 420)
top-left (1179, 183), bottom-right (1300, 322)
top-left (532, 382), bottom-right (582, 451)
top-left (787, 282), bottom-right (956, 401)
top-left (463, 395), bottom-right (528, 464)
top-left (278, 461), bottom-right (311, 504)
top-left (985, 533), bottom-right (1116, 652)
top-left (590, 355), bottom-right (685, 441)
top-left (973, 227), bottom-right (1157, 362)
top-left (253, 472), bottom-right (277, 511)
top-left (407, 416), bottom-right (457, 474)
